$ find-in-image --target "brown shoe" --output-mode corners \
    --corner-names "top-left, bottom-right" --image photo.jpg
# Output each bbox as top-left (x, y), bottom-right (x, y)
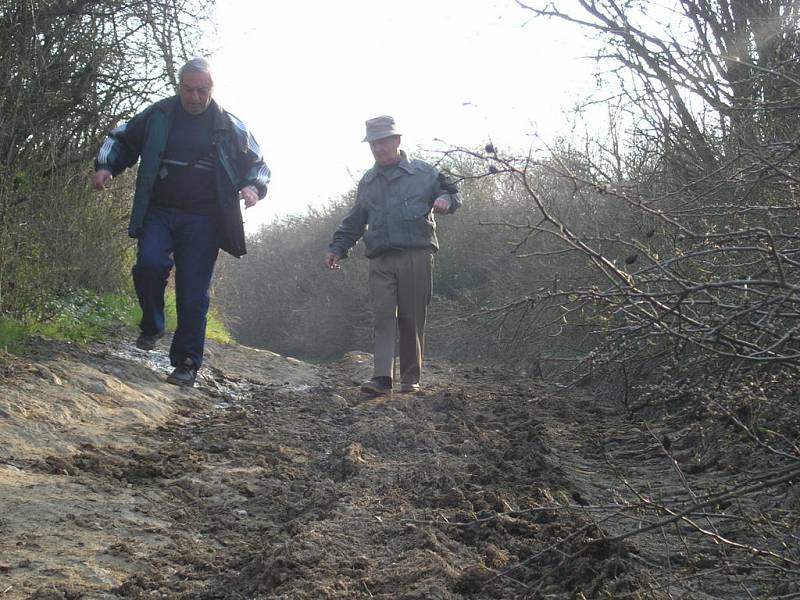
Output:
top-left (360, 377), bottom-right (392, 395)
top-left (400, 383), bottom-right (420, 394)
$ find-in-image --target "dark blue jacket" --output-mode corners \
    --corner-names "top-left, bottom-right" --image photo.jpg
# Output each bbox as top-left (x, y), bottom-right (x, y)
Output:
top-left (95, 97), bottom-right (270, 257)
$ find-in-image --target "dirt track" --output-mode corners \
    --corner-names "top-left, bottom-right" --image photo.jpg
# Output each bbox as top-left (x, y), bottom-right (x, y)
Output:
top-left (1, 335), bottom-right (798, 599)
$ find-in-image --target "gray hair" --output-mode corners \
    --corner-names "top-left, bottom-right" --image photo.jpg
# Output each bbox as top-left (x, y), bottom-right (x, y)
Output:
top-left (177, 57), bottom-right (213, 83)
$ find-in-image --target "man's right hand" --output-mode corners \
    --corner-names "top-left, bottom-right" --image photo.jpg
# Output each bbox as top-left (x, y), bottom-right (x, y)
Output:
top-left (325, 252), bottom-right (341, 270)
top-left (92, 169), bottom-right (113, 191)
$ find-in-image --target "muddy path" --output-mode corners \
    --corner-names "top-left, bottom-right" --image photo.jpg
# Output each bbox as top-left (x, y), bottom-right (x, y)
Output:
top-left (1, 335), bottom-right (798, 599)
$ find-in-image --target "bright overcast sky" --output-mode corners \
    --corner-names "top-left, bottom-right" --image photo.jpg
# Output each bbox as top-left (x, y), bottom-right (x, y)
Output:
top-left (210, 0), bottom-right (599, 232)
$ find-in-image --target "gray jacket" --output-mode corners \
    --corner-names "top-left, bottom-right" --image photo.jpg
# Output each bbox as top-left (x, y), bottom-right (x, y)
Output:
top-left (330, 152), bottom-right (461, 259)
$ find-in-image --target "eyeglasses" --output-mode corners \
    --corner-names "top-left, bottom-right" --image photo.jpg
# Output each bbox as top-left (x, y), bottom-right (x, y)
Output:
top-left (179, 84), bottom-right (212, 96)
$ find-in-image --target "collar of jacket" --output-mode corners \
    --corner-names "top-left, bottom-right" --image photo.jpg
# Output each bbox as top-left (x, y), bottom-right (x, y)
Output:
top-left (156, 96), bottom-right (232, 132)
top-left (363, 150), bottom-right (415, 183)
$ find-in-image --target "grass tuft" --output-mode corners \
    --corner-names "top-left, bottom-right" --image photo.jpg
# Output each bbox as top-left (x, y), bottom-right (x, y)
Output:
top-left (0, 288), bottom-right (232, 354)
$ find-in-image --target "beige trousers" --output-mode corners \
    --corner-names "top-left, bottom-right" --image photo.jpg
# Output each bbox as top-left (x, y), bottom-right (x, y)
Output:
top-left (368, 248), bottom-right (433, 384)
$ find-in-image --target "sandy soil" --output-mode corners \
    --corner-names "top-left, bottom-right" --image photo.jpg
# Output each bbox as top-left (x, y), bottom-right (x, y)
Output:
top-left (0, 334), bottom-right (798, 599)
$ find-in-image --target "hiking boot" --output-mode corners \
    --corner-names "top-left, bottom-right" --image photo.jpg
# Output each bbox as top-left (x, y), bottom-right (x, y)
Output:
top-left (400, 382), bottom-right (420, 394)
top-left (167, 358), bottom-right (197, 387)
top-left (135, 330), bottom-right (164, 351)
top-left (360, 376), bottom-right (392, 396)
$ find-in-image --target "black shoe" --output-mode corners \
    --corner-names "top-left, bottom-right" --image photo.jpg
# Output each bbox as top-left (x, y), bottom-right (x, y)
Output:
top-left (135, 330), bottom-right (165, 351)
top-left (360, 376), bottom-right (392, 396)
top-left (167, 358), bottom-right (197, 387)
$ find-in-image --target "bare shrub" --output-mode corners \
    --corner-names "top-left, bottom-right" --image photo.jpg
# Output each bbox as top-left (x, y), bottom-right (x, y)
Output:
top-left (0, 0), bottom-right (214, 318)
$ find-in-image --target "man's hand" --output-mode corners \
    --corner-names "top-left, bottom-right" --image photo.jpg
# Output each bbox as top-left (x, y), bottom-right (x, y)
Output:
top-left (239, 185), bottom-right (259, 208)
top-left (325, 252), bottom-right (341, 270)
top-left (92, 169), bottom-right (113, 191)
top-left (432, 196), bottom-right (451, 214)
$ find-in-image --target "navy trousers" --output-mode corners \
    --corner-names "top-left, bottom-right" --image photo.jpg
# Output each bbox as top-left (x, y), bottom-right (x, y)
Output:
top-left (132, 206), bottom-right (220, 368)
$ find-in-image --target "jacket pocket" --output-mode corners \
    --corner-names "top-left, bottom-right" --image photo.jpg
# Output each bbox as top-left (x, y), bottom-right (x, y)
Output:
top-left (401, 194), bottom-right (432, 221)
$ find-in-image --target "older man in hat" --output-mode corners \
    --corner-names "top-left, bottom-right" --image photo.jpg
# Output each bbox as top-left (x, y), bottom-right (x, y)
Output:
top-left (325, 115), bottom-right (461, 395)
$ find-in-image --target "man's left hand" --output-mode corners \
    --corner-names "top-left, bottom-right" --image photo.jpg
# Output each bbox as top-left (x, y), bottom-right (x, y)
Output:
top-left (432, 196), bottom-right (451, 214)
top-left (239, 185), bottom-right (259, 208)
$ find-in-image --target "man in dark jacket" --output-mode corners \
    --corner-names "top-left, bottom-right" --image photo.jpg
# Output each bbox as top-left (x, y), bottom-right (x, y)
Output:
top-left (325, 115), bottom-right (461, 396)
top-left (91, 57), bottom-right (270, 386)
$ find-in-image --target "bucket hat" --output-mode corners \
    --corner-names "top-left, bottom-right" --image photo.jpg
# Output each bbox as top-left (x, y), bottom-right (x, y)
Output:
top-left (363, 115), bottom-right (401, 142)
